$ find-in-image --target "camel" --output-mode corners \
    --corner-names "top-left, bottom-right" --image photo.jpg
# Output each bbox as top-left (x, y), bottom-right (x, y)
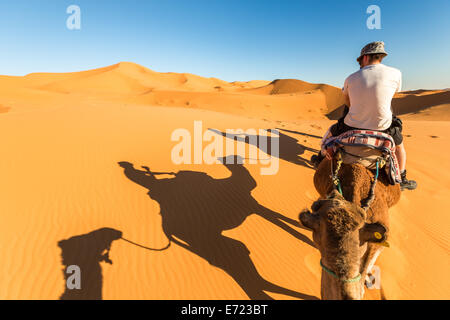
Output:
top-left (299, 158), bottom-right (401, 299)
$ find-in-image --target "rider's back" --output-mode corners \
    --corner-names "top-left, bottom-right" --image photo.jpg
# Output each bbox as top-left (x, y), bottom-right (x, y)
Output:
top-left (343, 64), bottom-right (402, 131)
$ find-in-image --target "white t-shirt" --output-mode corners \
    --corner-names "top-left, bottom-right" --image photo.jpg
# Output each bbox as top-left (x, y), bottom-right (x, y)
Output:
top-left (343, 64), bottom-right (402, 130)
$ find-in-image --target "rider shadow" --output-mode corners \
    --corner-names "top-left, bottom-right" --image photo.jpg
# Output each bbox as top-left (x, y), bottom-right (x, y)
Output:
top-left (118, 156), bottom-right (318, 300)
top-left (208, 128), bottom-right (318, 169)
top-left (276, 128), bottom-right (323, 140)
top-left (58, 228), bottom-right (123, 300)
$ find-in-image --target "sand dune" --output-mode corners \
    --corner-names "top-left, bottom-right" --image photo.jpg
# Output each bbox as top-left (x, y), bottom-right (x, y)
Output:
top-left (0, 63), bottom-right (448, 300)
top-left (243, 79), bottom-right (345, 113)
top-left (0, 63), bottom-right (345, 121)
top-left (22, 62), bottom-right (269, 95)
top-left (400, 103), bottom-right (450, 121)
top-left (328, 89), bottom-right (450, 120)
top-left (392, 90), bottom-right (450, 120)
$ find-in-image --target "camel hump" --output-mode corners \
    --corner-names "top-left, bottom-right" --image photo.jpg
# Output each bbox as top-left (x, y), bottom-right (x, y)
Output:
top-left (314, 159), bottom-right (400, 208)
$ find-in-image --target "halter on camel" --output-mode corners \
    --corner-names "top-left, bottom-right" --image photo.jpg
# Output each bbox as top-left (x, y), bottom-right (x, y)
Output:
top-left (330, 149), bottom-right (385, 211)
top-left (320, 259), bottom-right (362, 283)
top-left (322, 149), bottom-right (387, 282)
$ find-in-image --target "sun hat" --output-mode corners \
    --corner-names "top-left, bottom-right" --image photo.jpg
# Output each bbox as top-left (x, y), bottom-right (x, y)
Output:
top-left (357, 41), bottom-right (388, 62)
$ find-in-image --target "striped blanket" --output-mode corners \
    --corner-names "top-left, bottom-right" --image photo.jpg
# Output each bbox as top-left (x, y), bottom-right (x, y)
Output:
top-left (321, 130), bottom-right (402, 185)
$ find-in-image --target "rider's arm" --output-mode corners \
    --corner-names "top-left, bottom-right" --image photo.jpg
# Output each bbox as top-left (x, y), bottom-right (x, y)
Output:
top-left (342, 77), bottom-right (351, 107)
top-left (396, 70), bottom-right (402, 93)
top-left (343, 92), bottom-right (351, 107)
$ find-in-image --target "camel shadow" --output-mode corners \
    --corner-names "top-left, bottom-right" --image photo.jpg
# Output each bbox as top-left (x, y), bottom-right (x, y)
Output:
top-left (208, 128), bottom-right (318, 169)
top-left (118, 156), bottom-right (318, 300)
top-left (58, 228), bottom-right (123, 300)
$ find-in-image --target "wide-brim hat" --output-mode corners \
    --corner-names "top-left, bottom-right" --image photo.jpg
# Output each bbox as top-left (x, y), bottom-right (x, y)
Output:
top-left (357, 41), bottom-right (388, 62)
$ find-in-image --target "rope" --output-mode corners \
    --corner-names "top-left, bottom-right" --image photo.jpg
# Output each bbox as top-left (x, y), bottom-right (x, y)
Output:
top-left (336, 179), bottom-right (343, 195)
top-left (120, 237), bottom-right (171, 252)
top-left (330, 151), bottom-right (344, 195)
top-left (330, 149), bottom-right (381, 212)
top-left (320, 260), bottom-right (362, 283)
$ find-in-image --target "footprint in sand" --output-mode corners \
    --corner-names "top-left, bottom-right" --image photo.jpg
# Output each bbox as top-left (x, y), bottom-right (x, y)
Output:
top-left (429, 135), bottom-right (439, 138)
top-left (310, 124), bottom-right (322, 130)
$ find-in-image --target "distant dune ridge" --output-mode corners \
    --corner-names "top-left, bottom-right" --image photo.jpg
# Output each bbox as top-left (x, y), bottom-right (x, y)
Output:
top-left (0, 62), bottom-right (448, 120)
top-left (22, 62), bottom-right (269, 94)
top-left (0, 62), bottom-right (448, 300)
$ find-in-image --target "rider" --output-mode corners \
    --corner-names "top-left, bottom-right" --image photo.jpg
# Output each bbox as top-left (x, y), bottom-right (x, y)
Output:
top-left (312, 41), bottom-right (417, 191)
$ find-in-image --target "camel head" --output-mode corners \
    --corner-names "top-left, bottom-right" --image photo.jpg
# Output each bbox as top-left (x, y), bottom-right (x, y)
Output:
top-left (299, 190), bottom-right (388, 300)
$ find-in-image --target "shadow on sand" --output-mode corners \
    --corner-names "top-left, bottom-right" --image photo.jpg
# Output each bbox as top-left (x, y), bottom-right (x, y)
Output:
top-left (58, 228), bottom-right (123, 300)
top-left (275, 128), bottom-right (323, 140)
top-left (118, 156), bottom-right (318, 300)
top-left (208, 128), bottom-right (318, 169)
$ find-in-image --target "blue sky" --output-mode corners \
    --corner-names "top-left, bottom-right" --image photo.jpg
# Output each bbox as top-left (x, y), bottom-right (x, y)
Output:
top-left (0, 0), bottom-right (449, 90)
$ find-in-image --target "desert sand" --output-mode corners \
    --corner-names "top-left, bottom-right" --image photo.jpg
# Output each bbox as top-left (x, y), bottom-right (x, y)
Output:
top-left (0, 62), bottom-right (448, 300)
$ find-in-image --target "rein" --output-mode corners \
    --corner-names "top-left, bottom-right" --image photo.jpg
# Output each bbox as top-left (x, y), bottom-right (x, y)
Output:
top-left (322, 151), bottom-right (384, 282)
top-left (120, 237), bottom-right (171, 251)
top-left (330, 151), bottom-right (344, 195)
top-left (320, 260), bottom-right (362, 283)
top-left (330, 150), bottom-right (382, 211)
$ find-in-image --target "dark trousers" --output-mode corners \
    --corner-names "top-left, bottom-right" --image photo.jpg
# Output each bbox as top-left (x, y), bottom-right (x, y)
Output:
top-left (330, 106), bottom-right (404, 145)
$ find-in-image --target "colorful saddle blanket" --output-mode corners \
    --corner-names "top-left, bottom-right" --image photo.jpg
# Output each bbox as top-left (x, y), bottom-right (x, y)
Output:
top-left (321, 130), bottom-right (402, 185)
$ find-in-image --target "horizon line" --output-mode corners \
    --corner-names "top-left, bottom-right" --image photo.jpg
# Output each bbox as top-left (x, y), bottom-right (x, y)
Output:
top-left (1, 61), bottom-right (448, 92)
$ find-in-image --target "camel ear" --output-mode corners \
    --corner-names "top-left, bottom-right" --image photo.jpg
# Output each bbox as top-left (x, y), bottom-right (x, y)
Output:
top-left (299, 210), bottom-right (320, 231)
top-left (311, 199), bottom-right (326, 212)
top-left (360, 223), bottom-right (389, 247)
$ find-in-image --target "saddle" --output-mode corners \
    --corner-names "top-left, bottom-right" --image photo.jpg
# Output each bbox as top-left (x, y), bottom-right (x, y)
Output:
top-left (322, 130), bottom-right (402, 185)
